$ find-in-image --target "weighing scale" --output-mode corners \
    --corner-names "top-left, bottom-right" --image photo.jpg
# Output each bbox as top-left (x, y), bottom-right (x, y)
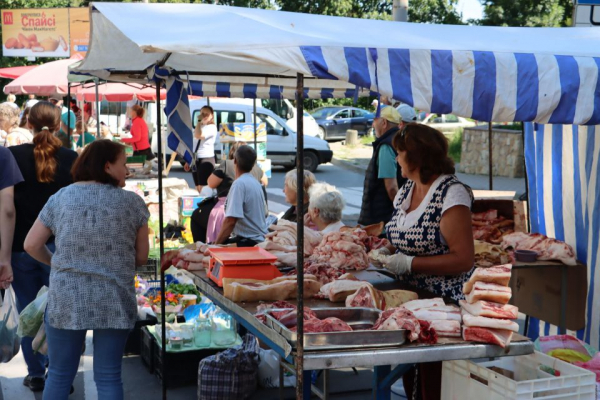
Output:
top-left (207, 247), bottom-right (281, 287)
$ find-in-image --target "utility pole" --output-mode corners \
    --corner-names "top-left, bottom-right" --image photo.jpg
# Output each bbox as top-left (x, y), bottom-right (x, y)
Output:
top-left (393, 0), bottom-right (409, 22)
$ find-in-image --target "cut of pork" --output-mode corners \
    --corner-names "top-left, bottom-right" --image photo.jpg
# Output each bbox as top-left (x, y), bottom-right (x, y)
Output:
top-left (429, 320), bottom-right (461, 338)
top-left (462, 326), bottom-right (514, 348)
top-left (402, 298), bottom-right (445, 311)
top-left (464, 281), bottom-right (511, 304)
top-left (372, 307), bottom-right (421, 342)
top-left (462, 264), bottom-right (512, 294)
top-left (459, 300), bottom-right (518, 319)
top-left (461, 309), bottom-right (519, 332)
top-left (411, 305), bottom-right (462, 322)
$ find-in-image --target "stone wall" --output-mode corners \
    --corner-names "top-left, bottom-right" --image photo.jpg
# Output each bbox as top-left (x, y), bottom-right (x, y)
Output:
top-left (460, 126), bottom-right (525, 178)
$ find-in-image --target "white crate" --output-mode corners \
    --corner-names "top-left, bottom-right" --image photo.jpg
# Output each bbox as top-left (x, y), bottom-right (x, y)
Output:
top-left (442, 351), bottom-right (596, 400)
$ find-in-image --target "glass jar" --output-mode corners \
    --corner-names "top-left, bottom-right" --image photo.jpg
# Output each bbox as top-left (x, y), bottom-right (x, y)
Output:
top-left (194, 318), bottom-right (212, 348)
top-left (180, 324), bottom-right (194, 347)
top-left (211, 309), bottom-right (237, 347)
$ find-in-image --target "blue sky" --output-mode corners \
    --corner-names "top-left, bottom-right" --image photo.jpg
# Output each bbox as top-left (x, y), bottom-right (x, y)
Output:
top-left (457, 0), bottom-right (484, 22)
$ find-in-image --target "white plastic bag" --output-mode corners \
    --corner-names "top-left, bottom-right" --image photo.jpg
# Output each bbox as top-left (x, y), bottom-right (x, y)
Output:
top-left (18, 286), bottom-right (48, 337)
top-left (0, 287), bottom-right (21, 363)
top-left (258, 348), bottom-right (296, 388)
top-left (32, 321), bottom-right (47, 355)
top-left (164, 266), bottom-right (195, 285)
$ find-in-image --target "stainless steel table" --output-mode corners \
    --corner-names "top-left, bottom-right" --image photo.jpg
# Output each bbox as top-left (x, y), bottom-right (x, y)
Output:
top-left (186, 270), bottom-right (534, 400)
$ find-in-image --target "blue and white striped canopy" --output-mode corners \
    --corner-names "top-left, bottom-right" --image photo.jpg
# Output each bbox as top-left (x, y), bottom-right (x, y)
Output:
top-left (525, 122), bottom-right (600, 347)
top-left (75, 2), bottom-right (600, 125)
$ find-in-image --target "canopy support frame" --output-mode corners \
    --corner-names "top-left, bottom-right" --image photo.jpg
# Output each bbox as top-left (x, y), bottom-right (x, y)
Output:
top-left (295, 73), bottom-right (305, 400)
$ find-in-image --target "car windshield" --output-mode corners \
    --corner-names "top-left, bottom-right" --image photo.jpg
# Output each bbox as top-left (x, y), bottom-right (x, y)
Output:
top-left (311, 108), bottom-right (338, 119)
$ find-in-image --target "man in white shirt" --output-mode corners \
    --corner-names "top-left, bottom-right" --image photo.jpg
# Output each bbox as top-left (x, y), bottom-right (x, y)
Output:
top-left (215, 145), bottom-right (268, 247)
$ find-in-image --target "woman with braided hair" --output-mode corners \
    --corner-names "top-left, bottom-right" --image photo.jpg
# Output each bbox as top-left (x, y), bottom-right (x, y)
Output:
top-left (7, 101), bottom-right (77, 392)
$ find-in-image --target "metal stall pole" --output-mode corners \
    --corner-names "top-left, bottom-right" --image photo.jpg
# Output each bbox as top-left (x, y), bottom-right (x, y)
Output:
top-left (253, 98), bottom-right (258, 149)
top-left (521, 122), bottom-right (532, 336)
top-left (67, 83), bottom-right (72, 144)
top-left (156, 81), bottom-right (168, 399)
top-left (488, 121), bottom-right (493, 190)
top-left (95, 78), bottom-right (100, 139)
top-left (295, 73), bottom-right (306, 400)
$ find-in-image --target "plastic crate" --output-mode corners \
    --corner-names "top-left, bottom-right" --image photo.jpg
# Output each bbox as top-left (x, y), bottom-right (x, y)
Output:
top-left (124, 317), bottom-right (157, 356)
top-left (140, 326), bottom-right (155, 374)
top-left (441, 351), bottom-right (596, 400)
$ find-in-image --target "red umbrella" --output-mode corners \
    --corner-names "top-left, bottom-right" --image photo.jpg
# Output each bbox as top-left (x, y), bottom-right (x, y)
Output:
top-left (0, 65), bottom-right (38, 80)
top-left (75, 82), bottom-right (166, 102)
top-left (3, 54), bottom-right (84, 96)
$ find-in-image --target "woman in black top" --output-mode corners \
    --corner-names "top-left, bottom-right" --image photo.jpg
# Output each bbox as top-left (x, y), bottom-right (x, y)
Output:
top-left (8, 101), bottom-right (78, 392)
top-left (190, 141), bottom-right (266, 243)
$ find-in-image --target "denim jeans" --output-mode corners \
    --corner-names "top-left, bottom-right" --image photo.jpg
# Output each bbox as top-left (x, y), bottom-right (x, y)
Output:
top-left (11, 243), bottom-right (54, 377)
top-left (43, 315), bottom-right (130, 400)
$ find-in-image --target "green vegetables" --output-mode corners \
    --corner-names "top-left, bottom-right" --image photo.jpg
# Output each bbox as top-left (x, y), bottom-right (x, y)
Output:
top-left (166, 283), bottom-right (202, 303)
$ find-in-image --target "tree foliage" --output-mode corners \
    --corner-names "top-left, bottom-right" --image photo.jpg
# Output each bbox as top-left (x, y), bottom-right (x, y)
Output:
top-left (478, 0), bottom-right (573, 27)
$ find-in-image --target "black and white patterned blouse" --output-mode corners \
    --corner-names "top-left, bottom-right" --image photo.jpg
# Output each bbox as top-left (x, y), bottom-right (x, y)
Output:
top-left (39, 183), bottom-right (149, 330)
top-left (386, 175), bottom-right (474, 301)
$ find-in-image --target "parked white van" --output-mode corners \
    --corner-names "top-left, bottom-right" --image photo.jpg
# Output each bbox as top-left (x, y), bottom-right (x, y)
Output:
top-left (150, 98), bottom-right (333, 172)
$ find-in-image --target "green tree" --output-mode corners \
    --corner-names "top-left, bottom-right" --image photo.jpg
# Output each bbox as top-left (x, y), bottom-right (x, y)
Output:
top-left (478, 0), bottom-right (573, 27)
top-left (409, 0), bottom-right (463, 24)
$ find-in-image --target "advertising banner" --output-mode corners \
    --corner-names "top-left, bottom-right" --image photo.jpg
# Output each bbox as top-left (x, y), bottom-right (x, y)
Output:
top-left (1, 8), bottom-right (70, 57)
top-left (69, 8), bottom-right (89, 57)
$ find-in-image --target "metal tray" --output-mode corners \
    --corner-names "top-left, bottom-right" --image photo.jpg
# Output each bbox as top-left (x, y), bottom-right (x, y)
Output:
top-left (264, 307), bottom-right (406, 350)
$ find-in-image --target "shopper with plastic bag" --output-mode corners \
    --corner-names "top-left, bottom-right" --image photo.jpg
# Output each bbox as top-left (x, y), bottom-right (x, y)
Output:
top-left (24, 139), bottom-right (149, 400)
top-left (0, 287), bottom-right (21, 363)
top-left (8, 102), bottom-right (76, 392)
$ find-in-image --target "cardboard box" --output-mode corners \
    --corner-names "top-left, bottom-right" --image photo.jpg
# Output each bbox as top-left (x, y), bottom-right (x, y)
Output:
top-left (472, 199), bottom-right (528, 232)
top-left (178, 196), bottom-right (204, 217)
top-left (219, 122), bottom-right (267, 143)
top-left (221, 141), bottom-right (267, 161)
top-left (509, 262), bottom-right (587, 331)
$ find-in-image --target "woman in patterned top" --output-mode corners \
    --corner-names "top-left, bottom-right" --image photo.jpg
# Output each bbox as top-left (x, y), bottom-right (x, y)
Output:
top-left (373, 123), bottom-right (475, 301)
top-left (373, 123), bottom-right (475, 400)
top-left (24, 140), bottom-right (149, 400)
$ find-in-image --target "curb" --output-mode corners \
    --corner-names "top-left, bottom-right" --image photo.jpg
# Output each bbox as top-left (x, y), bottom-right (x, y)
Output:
top-left (331, 157), bottom-right (368, 175)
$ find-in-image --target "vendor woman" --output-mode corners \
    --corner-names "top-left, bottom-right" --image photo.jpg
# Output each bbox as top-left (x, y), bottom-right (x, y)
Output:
top-left (375, 123), bottom-right (474, 301)
top-left (375, 123), bottom-right (475, 400)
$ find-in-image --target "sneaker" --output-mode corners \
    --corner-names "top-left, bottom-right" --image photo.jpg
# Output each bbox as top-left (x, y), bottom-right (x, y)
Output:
top-left (23, 375), bottom-right (45, 392)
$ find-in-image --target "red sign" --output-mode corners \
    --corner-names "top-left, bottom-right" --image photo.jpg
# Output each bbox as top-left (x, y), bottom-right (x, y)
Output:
top-left (3, 12), bottom-right (13, 25)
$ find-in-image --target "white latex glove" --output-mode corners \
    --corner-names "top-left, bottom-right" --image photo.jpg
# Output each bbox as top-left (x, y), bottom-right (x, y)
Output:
top-left (382, 252), bottom-right (414, 275)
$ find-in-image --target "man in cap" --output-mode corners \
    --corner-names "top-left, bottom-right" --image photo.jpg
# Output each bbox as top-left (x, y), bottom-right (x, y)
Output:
top-left (56, 110), bottom-right (76, 149)
top-left (359, 106), bottom-right (407, 226)
top-left (397, 104), bottom-right (417, 127)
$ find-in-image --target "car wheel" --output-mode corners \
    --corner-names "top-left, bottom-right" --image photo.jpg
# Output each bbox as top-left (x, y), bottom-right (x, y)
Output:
top-left (317, 127), bottom-right (326, 140)
top-left (303, 151), bottom-right (319, 173)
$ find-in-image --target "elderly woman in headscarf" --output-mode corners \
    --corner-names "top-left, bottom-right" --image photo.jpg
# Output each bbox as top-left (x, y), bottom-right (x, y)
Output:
top-left (281, 169), bottom-right (316, 223)
top-left (306, 183), bottom-right (346, 234)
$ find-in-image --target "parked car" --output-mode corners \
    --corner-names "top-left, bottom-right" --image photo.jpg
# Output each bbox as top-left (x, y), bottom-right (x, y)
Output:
top-left (421, 113), bottom-right (477, 134)
top-left (150, 99), bottom-right (332, 172)
top-left (311, 106), bottom-right (375, 140)
top-left (261, 99), bottom-right (321, 137)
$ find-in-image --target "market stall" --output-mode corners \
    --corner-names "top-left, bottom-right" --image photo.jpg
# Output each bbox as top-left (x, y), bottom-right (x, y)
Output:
top-left (73, 2), bottom-right (600, 398)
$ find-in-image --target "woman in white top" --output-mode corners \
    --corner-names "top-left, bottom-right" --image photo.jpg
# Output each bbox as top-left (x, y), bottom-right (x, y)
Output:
top-left (372, 123), bottom-right (474, 301)
top-left (186, 106), bottom-right (217, 193)
top-left (0, 102), bottom-right (33, 147)
top-left (306, 182), bottom-right (345, 234)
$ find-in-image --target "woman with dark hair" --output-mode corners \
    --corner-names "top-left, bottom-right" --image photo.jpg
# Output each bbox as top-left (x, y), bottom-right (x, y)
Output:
top-left (121, 104), bottom-right (154, 161)
top-left (24, 139), bottom-right (149, 400)
top-left (374, 123), bottom-right (474, 298)
top-left (8, 101), bottom-right (78, 392)
top-left (186, 105), bottom-right (217, 193)
top-left (371, 123), bottom-right (474, 400)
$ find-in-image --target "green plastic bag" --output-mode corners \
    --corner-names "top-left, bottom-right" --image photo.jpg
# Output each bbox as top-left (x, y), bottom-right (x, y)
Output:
top-left (18, 286), bottom-right (48, 338)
